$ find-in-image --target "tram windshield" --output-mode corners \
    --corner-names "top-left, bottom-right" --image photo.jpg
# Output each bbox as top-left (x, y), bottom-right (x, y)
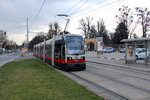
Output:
top-left (66, 36), bottom-right (85, 55)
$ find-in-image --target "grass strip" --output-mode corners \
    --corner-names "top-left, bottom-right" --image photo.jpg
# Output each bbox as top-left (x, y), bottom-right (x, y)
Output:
top-left (0, 59), bottom-right (104, 100)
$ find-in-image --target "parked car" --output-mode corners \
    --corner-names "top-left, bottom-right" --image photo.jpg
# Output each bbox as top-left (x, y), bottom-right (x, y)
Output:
top-left (7, 50), bottom-right (12, 53)
top-left (113, 48), bottom-right (116, 52)
top-left (0, 48), bottom-right (6, 54)
top-left (136, 48), bottom-right (145, 52)
top-left (136, 48), bottom-right (150, 59)
top-left (119, 48), bottom-right (125, 53)
top-left (103, 47), bottom-right (114, 53)
top-left (0, 48), bottom-right (2, 54)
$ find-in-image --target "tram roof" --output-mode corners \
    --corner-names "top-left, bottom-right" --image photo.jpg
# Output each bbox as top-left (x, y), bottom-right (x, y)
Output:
top-left (121, 37), bottom-right (150, 42)
top-left (54, 34), bottom-right (83, 40)
top-left (34, 34), bottom-right (83, 46)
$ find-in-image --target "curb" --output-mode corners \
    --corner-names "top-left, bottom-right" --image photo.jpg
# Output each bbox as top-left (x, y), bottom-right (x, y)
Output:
top-left (88, 56), bottom-right (125, 61)
top-left (97, 57), bottom-right (124, 61)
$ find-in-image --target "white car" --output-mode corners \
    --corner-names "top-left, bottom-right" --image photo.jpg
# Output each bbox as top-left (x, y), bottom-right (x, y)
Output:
top-left (136, 49), bottom-right (150, 59)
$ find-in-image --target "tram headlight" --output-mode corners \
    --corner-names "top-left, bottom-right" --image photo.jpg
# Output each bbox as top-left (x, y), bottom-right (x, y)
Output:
top-left (67, 57), bottom-right (72, 60)
top-left (80, 56), bottom-right (85, 60)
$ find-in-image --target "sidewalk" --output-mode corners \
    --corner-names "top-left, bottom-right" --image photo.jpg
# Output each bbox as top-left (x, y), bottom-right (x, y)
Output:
top-left (85, 51), bottom-right (150, 72)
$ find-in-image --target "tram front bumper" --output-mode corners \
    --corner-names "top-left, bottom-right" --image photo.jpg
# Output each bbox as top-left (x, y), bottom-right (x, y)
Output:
top-left (66, 62), bottom-right (86, 70)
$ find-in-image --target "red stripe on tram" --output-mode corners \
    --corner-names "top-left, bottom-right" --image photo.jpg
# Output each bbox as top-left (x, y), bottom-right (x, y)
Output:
top-left (36, 54), bottom-right (85, 63)
top-left (67, 59), bottom-right (85, 63)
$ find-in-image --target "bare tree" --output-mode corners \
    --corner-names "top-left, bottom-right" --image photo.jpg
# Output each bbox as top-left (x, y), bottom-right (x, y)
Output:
top-left (90, 25), bottom-right (97, 38)
top-left (135, 7), bottom-right (150, 37)
top-left (97, 19), bottom-right (107, 36)
top-left (86, 16), bottom-right (93, 38)
top-left (0, 30), bottom-right (7, 43)
top-left (47, 23), bottom-right (53, 39)
top-left (47, 22), bottom-right (61, 39)
top-left (78, 16), bottom-right (93, 38)
top-left (116, 6), bottom-right (137, 38)
top-left (0, 30), bottom-right (7, 48)
top-left (97, 19), bottom-right (110, 45)
top-left (78, 18), bottom-right (87, 38)
top-left (29, 32), bottom-right (46, 49)
top-left (54, 22), bottom-right (61, 35)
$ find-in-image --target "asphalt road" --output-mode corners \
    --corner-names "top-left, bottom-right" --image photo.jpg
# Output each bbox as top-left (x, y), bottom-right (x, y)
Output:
top-left (0, 52), bottom-right (20, 66)
top-left (0, 52), bottom-right (35, 66)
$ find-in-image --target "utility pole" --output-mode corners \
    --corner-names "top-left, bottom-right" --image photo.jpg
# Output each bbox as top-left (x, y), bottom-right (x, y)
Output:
top-left (27, 18), bottom-right (29, 54)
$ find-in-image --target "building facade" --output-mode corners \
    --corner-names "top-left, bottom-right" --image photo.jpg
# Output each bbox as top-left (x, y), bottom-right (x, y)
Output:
top-left (84, 38), bottom-right (96, 51)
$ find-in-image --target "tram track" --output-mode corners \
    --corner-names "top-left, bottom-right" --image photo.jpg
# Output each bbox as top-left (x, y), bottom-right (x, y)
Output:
top-left (69, 72), bottom-right (129, 100)
top-left (87, 61), bottom-right (150, 73)
top-left (86, 62), bottom-right (150, 93)
top-left (87, 63), bottom-right (150, 82)
top-left (85, 68), bottom-right (150, 93)
top-left (66, 66), bottom-right (150, 100)
top-left (87, 61), bottom-right (150, 75)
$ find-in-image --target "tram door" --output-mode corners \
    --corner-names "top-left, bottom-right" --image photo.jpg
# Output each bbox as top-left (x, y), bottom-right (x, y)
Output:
top-left (54, 40), bottom-right (65, 67)
top-left (54, 40), bottom-right (62, 67)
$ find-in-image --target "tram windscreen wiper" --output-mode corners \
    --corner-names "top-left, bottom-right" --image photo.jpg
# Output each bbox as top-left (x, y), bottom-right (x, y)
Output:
top-left (75, 53), bottom-right (79, 56)
top-left (73, 50), bottom-right (82, 55)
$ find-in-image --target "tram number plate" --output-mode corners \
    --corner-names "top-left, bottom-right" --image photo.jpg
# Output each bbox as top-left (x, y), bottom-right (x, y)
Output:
top-left (75, 56), bottom-right (78, 62)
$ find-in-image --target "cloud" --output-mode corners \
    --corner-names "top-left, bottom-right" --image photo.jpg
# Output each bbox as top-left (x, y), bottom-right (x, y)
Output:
top-left (0, 0), bottom-right (150, 45)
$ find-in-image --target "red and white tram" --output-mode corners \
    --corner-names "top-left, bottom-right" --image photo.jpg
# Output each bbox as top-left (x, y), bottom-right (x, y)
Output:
top-left (33, 33), bottom-right (86, 71)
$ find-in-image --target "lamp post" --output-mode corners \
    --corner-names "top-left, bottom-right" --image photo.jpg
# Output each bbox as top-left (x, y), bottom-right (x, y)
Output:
top-left (26, 18), bottom-right (29, 54)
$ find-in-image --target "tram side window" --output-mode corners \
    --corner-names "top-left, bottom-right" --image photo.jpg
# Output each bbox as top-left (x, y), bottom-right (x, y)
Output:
top-left (40, 46), bottom-right (43, 54)
top-left (54, 40), bottom-right (62, 59)
top-left (37, 47), bottom-right (39, 54)
top-left (61, 43), bottom-right (65, 59)
top-left (47, 44), bottom-right (52, 57)
top-left (55, 43), bottom-right (61, 59)
top-left (49, 44), bottom-right (52, 57)
top-left (45, 44), bottom-right (48, 56)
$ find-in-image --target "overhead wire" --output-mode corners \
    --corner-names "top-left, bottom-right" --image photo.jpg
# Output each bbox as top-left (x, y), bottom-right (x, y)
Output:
top-left (58, 0), bottom-right (122, 24)
top-left (2, 21), bottom-right (25, 30)
top-left (70, 0), bottom-right (108, 15)
top-left (56, 0), bottom-right (89, 25)
top-left (71, 0), bottom-right (124, 18)
top-left (30, 0), bottom-right (47, 30)
top-left (54, 0), bottom-right (124, 33)
top-left (1, 21), bottom-right (26, 33)
top-left (70, 0), bottom-right (89, 15)
top-left (55, 0), bottom-right (83, 23)
top-left (63, 0), bottom-right (124, 32)
top-left (6, 25), bottom-right (26, 32)
top-left (65, 0), bottom-right (82, 13)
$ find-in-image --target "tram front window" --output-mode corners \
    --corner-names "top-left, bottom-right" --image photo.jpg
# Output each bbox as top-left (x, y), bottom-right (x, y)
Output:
top-left (66, 36), bottom-right (84, 55)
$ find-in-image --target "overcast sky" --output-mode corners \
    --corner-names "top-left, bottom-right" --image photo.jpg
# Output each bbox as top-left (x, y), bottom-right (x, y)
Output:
top-left (0, 0), bottom-right (150, 45)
